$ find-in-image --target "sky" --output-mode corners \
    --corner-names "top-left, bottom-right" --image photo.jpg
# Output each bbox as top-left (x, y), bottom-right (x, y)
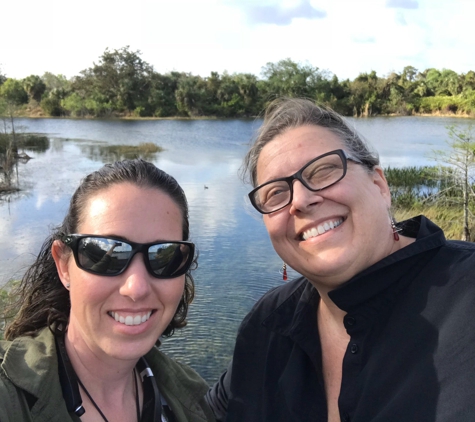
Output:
top-left (1, 0), bottom-right (474, 81)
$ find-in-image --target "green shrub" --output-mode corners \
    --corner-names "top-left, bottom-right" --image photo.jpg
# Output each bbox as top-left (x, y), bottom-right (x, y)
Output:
top-left (40, 97), bottom-right (63, 116)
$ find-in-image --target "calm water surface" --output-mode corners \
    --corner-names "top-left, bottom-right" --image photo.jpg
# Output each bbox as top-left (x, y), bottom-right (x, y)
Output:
top-left (1, 115), bottom-right (473, 382)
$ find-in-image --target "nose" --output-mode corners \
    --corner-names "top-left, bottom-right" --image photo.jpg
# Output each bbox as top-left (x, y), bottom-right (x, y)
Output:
top-left (289, 179), bottom-right (323, 215)
top-left (119, 254), bottom-right (152, 302)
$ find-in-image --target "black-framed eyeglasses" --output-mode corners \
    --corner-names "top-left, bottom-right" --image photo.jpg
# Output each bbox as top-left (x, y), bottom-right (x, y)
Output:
top-left (61, 235), bottom-right (195, 279)
top-left (248, 149), bottom-right (363, 214)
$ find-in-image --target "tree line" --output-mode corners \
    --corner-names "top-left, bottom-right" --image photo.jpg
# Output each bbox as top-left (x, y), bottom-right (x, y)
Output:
top-left (1, 46), bottom-right (475, 119)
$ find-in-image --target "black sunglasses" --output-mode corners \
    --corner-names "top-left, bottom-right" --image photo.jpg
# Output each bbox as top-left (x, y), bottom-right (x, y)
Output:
top-left (61, 234), bottom-right (195, 279)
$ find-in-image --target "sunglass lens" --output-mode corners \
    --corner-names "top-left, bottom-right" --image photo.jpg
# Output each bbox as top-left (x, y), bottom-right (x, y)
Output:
top-left (78, 237), bottom-right (132, 275)
top-left (149, 243), bottom-right (190, 277)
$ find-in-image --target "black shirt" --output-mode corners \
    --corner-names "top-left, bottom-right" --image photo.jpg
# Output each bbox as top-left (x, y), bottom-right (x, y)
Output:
top-left (209, 216), bottom-right (475, 421)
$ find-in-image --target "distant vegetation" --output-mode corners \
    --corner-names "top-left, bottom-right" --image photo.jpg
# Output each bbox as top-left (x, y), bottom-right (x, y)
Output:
top-left (2, 46), bottom-right (475, 119)
top-left (386, 125), bottom-right (475, 240)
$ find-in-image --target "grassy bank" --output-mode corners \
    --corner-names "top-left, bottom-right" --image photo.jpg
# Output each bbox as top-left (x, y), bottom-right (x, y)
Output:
top-left (9, 102), bottom-right (475, 121)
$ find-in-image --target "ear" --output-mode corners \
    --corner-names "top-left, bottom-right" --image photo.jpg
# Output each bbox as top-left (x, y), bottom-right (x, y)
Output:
top-left (51, 240), bottom-right (72, 289)
top-left (372, 166), bottom-right (392, 207)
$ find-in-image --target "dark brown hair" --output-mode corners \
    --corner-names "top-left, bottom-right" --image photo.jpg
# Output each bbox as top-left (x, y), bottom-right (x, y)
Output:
top-left (5, 159), bottom-right (195, 340)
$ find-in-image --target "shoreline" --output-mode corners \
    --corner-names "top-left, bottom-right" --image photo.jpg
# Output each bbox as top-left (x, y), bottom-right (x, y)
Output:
top-left (5, 105), bottom-right (475, 121)
top-left (8, 112), bottom-right (475, 121)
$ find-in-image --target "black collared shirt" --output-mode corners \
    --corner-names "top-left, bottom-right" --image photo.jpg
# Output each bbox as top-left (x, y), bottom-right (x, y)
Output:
top-left (219, 216), bottom-right (475, 421)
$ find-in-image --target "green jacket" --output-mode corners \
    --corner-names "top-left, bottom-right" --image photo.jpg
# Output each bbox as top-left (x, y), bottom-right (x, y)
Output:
top-left (0, 328), bottom-right (216, 422)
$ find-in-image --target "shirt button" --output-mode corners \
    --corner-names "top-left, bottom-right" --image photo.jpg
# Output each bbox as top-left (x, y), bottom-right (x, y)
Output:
top-left (346, 316), bottom-right (356, 326)
top-left (350, 343), bottom-right (358, 354)
top-left (342, 412), bottom-right (351, 422)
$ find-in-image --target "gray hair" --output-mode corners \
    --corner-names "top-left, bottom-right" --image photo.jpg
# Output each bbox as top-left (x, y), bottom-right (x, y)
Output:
top-left (242, 98), bottom-right (380, 187)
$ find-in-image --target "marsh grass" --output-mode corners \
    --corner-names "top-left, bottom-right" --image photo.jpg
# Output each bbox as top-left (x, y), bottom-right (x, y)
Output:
top-left (394, 205), bottom-right (473, 241)
top-left (0, 280), bottom-right (19, 340)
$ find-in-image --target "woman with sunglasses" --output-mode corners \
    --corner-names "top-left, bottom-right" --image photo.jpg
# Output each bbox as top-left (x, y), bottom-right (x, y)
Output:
top-left (0, 159), bottom-right (215, 422)
top-left (207, 98), bottom-right (475, 422)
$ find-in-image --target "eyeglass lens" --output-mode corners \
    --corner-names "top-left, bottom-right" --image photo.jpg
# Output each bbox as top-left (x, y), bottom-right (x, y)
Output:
top-left (253, 151), bottom-right (346, 213)
top-left (76, 236), bottom-right (191, 277)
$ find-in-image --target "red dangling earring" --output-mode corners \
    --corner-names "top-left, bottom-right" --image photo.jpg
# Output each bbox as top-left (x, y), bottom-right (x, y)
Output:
top-left (391, 218), bottom-right (400, 241)
top-left (282, 262), bottom-right (288, 281)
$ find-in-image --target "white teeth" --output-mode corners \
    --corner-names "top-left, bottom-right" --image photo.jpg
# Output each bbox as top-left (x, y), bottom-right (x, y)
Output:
top-left (302, 219), bottom-right (343, 240)
top-left (109, 311), bottom-right (152, 326)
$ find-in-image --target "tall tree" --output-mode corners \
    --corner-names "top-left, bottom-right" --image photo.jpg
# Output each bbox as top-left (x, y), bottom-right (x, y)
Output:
top-left (0, 67), bottom-right (6, 86)
top-left (261, 58), bottom-right (322, 99)
top-left (0, 79), bottom-right (28, 188)
top-left (349, 71), bottom-right (380, 116)
top-left (431, 125), bottom-right (475, 241)
top-left (74, 46), bottom-right (154, 114)
top-left (23, 75), bottom-right (46, 102)
top-left (0, 79), bottom-right (28, 106)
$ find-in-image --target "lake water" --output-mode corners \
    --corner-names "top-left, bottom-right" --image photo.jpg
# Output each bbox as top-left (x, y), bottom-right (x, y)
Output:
top-left (1, 115), bottom-right (473, 382)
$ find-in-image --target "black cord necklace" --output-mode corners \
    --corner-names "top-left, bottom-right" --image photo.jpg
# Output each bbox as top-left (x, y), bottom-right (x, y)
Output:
top-left (76, 368), bottom-right (141, 422)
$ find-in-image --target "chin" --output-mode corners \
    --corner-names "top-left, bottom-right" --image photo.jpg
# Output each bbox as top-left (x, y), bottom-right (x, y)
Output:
top-left (103, 337), bottom-right (159, 361)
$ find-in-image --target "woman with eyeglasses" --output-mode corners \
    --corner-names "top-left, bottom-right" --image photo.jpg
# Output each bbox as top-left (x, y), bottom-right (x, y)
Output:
top-left (0, 159), bottom-right (216, 422)
top-left (207, 98), bottom-right (475, 422)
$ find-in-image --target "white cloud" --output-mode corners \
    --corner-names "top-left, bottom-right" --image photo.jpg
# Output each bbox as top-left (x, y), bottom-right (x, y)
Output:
top-left (386, 0), bottom-right (419, 9)
top-left (1, 0), bottom-right (475, 81)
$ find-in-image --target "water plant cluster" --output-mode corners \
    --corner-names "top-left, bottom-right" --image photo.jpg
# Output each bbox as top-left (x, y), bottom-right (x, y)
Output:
top-left (2, 47), bottom-right (475, 119)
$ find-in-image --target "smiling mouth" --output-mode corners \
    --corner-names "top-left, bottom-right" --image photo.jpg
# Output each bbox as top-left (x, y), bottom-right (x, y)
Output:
top-left (301, 218), bottom-right (344, 240)
top-left (108, 311), bottom-right (153, 326)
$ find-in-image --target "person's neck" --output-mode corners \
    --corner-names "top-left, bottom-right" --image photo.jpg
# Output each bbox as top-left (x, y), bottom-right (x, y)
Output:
top-left (317, 292), bottom-right (347, 327)
top-left (64, 326), bottom-right (139, 411)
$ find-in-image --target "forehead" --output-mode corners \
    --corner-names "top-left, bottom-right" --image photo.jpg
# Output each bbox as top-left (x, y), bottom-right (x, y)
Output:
top-left (78, 183), bottom-right (183, 239)
top-left (256, 125), bottom-right (345, 183)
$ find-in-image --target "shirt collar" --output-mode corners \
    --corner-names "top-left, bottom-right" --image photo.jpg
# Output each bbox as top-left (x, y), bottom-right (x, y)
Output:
top-left (261, 216), bottom-right (445, 335)
top-left (328, 215), bottom-right (446, 312)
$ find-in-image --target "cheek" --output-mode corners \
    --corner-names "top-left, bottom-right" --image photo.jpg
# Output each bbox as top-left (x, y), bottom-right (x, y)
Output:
top-left (154, 277), bottom-right (185, 307)
top-left (69, 270), bottom-right (113, 310)
top-left (263, 214), bottom-right (287, 240)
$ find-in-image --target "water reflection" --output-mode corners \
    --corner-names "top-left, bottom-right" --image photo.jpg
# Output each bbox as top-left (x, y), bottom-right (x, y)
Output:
top-left (19, 135), bottom-right (49, 153)
top-left (0, 133), bottom-right (50, 197)
top-left (80, 142), bottom-right (163, 163)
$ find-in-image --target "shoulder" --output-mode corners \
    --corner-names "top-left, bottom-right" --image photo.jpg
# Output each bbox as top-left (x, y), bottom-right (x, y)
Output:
top-left (0, 339), bottom-right (15, 417)
top-left (146, 346), bottom-right (209, 393)
top-left (0, 338), bottom-right (10, 359)
top-left (238, 276), bottom-right (311, 331)
top-left (0, 328), bottom-right (68, 421)
top-left (437, 239), bottom-right (475, 271)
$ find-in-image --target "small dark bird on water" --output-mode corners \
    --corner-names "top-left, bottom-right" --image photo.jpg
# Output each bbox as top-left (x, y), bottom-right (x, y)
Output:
top-left (204, 185), bottom-right (209, 189)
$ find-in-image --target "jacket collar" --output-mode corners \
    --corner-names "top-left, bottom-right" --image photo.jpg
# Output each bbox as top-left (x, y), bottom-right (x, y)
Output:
top-left (144, 347), bottom-right (211, 421)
